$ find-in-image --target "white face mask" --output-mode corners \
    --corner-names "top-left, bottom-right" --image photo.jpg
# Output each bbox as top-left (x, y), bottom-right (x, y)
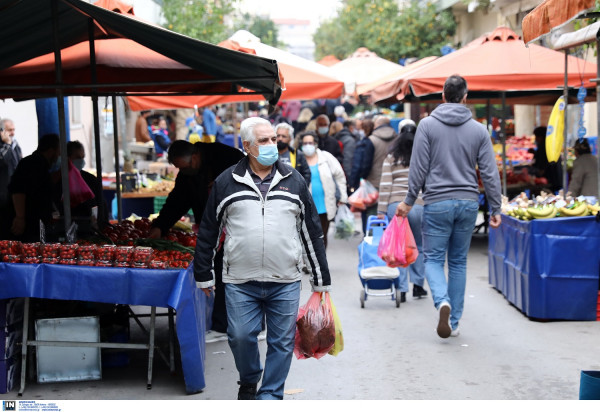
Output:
top-left (317, 127), bottom-right (329, 136)
top-left (302, 145), bottom-right (316, 156)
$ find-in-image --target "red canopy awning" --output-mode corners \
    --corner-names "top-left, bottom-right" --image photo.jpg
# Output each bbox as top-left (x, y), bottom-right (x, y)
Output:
top-left (391, 27), bottom-right (597, 105)
top-left (522, 0), bottom-right (596, 44)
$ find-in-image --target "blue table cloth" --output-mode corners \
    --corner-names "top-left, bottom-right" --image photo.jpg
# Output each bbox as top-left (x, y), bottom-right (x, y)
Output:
top-left (488, 215), bottom-right (600, 320)
top-left (0, 262), bottom-right (206, 393)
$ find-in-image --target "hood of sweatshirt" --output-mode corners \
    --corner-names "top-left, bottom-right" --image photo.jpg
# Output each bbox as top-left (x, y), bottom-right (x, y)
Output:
top-left (371, 125), bottom-right (396, 141)
top-left (430, 103), bottom-right (473, 126)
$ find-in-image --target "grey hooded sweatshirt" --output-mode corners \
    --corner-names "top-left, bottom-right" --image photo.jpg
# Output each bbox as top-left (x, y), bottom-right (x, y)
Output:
top-left (405, 103), bottom-right (502, 215)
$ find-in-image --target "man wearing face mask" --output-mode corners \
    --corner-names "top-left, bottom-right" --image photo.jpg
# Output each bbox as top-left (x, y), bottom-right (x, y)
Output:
top-left (4, 134), bottom-right (60, 241)
top-left (194, 117), bottom-right (331, 400)
top-left (274, 122), bottom-right (311, 184)
top-left (66, 140), bottom-right (109, 229)
top-left (315, 114), bottom-right (343, 165)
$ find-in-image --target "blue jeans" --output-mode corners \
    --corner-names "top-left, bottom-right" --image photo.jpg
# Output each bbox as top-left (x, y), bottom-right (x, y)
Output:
top-left (386, 202), bottom-right (425, 292)
top-left (225, 281), bottom-right (301, 400)
top-left (422, 199), bottom-right (479, 329)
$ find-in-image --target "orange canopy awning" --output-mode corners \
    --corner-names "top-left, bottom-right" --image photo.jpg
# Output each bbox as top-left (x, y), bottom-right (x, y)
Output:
top-left (522, 0), bottom-right (595, 44)
top-left (317, 55), bottom-right (341, 67)
top-left (392, 27), bottom-right (597, 105)
top-left (126, 34), bottom-right (344, 111)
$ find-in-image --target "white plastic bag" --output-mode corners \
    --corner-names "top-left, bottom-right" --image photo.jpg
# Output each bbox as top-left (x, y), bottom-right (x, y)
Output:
top-left (334, 204), bottom-right (355, 239)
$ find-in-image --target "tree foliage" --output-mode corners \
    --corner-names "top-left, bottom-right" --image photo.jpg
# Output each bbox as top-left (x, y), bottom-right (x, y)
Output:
top-left (161, 0), bottom-right (238, 44)
top-left (232, 13), bottom-right (281, 47)
top-left (314, 0), bottom-right (457, 62)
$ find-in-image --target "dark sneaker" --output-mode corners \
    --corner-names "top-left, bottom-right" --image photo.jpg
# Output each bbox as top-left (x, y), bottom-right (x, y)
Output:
top-left (237, 382), bottom-right (257, 400)
top-left (413, 284), bottom-right (428, 298)
top-left (436, 302), bottom-right (452, 339)
top-left (400, 292), bottom-right (406, 303)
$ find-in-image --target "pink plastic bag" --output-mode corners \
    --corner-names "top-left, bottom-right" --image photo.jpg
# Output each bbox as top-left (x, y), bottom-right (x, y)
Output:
top-left (377, 215), bottom-right (419, 268)
top-left (67, 160), bottom-right (95, 208)
top-left (294, 292), bottom-right (335, 360)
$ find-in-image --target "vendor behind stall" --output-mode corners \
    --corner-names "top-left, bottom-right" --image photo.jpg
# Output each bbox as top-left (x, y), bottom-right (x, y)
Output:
top-left (569, 139), bottom-right (599, 198)
top-left (2, 134), bottom-right (60, 241)
top-left (149, 140), bottom-right (244, 336)
top-left (530, 126), bottom-right (563, 194)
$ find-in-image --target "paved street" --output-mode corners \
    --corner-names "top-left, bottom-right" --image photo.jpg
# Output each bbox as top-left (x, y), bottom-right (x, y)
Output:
top-left (3, 216), bottom-right (600, 401)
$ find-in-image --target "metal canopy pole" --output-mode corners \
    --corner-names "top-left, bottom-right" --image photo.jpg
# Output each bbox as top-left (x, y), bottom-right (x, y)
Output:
top-left (52, 0), bottom-right (71, 236)
top-left (500, 92), bottom-right (508, 197)
top-left (597, 38), bottom-right (600, 199)
top-left (88, 18), bottom-right (105, 224)
top-left (563, 51), bottom-right (569, 193)
top-left (112, 95), bottom-right (122, 222)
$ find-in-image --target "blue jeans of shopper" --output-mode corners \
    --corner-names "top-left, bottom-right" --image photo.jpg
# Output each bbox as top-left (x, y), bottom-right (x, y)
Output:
top-left (422, 199), bottom-right (478, 329)
top-left (225, 281), bottom-right (301, 400)
top-left (386, 202), bottom-right (426, 292)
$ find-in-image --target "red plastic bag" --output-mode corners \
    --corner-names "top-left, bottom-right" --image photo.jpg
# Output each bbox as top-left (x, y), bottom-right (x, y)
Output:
top-left (348, 179), bottom-right (379, 211)
top-left (67, 160), bottom-right (95, 208)
top-left (377, 215), bottom-right (418, 268)
top-left (294, 292), bottom-right (335, 360)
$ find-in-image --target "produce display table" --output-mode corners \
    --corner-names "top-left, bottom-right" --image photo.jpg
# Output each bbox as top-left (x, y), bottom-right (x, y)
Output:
top-left (0, 263), bottom-right (206, 394)
top-left (488, 215), bottom-right (600, 320)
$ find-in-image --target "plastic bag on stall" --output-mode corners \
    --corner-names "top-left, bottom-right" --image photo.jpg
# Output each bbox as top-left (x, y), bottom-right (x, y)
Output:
top-left (334, 204), bottom-right (355, 240)
top-left (294, 292), bottom-right (335, 360)
top-left (348, 179), bottom-right (379, 211)
top-left (377, 215), bottom-right (418, 268)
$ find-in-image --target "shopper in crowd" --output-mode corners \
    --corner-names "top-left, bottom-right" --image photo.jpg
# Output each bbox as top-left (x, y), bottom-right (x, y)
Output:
top-left (150, 117), bottom-right (171, 158)
top-left (275, 122), bottom-right (311, 184)
top-left (194, 117), bottom-right (331, 400)
top-left (135, 111), bottom-right (152, 143)
top-left (66, 140), bottom-right (109, 229)
top-left (377, 119), bottom-right (428, 302)
top-left (333, 119), bottom-right (359, 182)
top-left (569, 139), bottom-right (598, 197)
top-left (298, 130), bottom-right (348, 249)
top-left (530, 126), bottom-right (563, 193)
top-left (0, 121), bottom-right (22, 211)
top-left (295, 107), bottom-right (314, 132)
top-left (315, 114), bottom-right (343, 165)
top-left (349, 117), bottom-right (376, 234)
top-left (149, 140), bottom-right (244, 341)
top-left (3, 134), bottom-right (61, 241)
top-left (396, 75), bottom-right (502, 339)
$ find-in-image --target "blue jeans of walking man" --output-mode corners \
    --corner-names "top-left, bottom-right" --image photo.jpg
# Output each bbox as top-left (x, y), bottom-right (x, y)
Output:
top-left (225, 280), bottom-right (301, 400)
top-left (422, 199), bottom-right (479, 330)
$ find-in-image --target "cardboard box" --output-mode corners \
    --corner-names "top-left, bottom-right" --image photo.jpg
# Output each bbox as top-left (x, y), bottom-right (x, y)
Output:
top-left (0, 323), bottom-right (22, 360)
top-left (0, 355), bottom-right (21, 394)
top-left (0, 299), bottom-right (24, 328)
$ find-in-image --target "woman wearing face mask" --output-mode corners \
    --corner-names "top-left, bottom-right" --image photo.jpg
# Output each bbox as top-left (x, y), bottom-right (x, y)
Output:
top-left (298, 131), bottom-right (348, 249)
top-left (66, 140), bottom-right (109, 229)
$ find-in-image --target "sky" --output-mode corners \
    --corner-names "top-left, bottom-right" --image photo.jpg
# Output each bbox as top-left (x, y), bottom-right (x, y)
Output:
top-left (237, 0), bottom-right (342, 29)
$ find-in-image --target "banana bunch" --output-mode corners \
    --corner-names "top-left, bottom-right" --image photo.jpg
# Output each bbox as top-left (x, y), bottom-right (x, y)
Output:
top-left (587, 203), bottom-right (600, 216)
top-left (526, 205), bottom-right (557, 219)
top-left (557, 202), bottom-right (591, 217)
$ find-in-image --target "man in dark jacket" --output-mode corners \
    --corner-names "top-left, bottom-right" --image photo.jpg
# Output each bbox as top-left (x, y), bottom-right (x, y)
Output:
top-left (149, 140), bottom-right (244, 339)
top-left (315, 114), bottom-right (343, 164)
top-left (275, 122), bottom-right (310, 184)
top-left (0, 126), bottom-right (21, 211)
top-left (334, 119), bottom-right (359, 180)
top-left (5, 134), bottom-right (60, 241)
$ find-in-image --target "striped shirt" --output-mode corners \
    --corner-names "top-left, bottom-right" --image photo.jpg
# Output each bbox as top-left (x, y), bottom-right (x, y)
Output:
top-left (378, 153), bottom-right (423, 214)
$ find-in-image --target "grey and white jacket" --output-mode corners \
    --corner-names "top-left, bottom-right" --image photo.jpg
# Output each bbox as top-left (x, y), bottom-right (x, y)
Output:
top-left (193, 156), bottom-right (331, 292)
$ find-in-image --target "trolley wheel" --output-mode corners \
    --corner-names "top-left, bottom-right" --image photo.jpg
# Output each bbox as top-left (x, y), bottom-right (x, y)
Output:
top-left (395, 290), bottom-right (401, 308)
top-left (360, 290), bottom-right (365, 308)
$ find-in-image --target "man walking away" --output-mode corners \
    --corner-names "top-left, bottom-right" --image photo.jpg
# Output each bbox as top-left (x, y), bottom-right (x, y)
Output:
top-left (396, 75), bottom-right (502, 339)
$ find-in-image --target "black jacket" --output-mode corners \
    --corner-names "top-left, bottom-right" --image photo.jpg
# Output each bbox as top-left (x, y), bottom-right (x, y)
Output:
top-left (151, 142), bottom-right (244, 235)
top-left (318, 133), bottom-right (343, 165)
